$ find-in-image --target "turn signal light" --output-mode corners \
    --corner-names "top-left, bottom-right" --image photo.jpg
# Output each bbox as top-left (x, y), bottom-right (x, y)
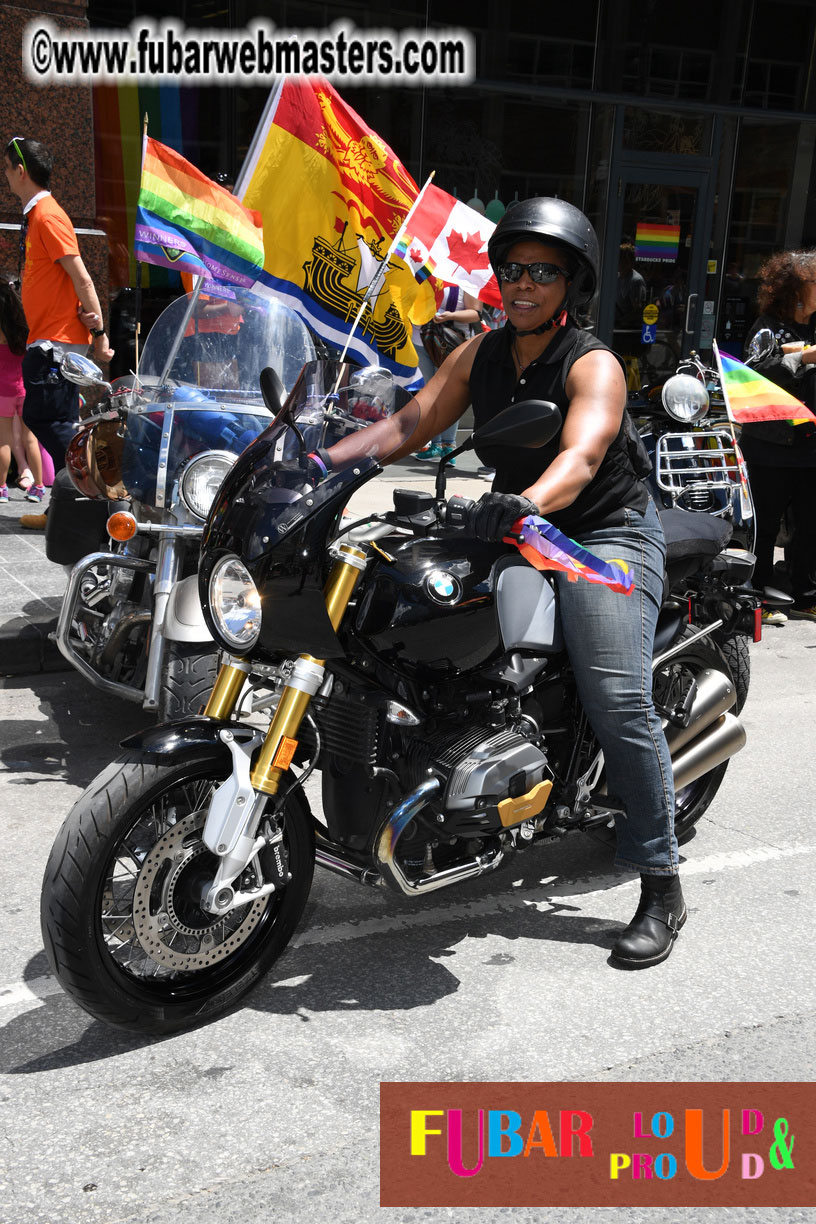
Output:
top-left (107, 511), bottom-right (138, 541)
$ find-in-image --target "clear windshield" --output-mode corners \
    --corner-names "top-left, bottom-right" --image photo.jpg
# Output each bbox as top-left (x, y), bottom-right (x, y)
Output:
top-left (138, 288), bottom-right (316, 403)
top-left (121, 406), bottom-right (274, 507)
top-left (273, 359), bottom-right (419, 461)
top-left (207, 360), bottom-right (422, 552)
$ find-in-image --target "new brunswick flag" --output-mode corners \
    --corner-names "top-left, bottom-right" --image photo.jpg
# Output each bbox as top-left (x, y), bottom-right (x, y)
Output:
top-left (236, 78), bottom-right (436, 381)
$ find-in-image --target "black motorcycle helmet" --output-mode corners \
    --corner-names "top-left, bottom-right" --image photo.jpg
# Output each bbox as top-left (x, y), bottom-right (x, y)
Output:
top-left (487, 197), bottom-right (600, 324)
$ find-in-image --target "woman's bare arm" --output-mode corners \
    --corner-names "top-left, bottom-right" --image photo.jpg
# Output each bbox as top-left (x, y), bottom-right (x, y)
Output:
top-left (521, 349), bottom-right (626, 514)
top-left (325, 332), bottom-right (483, 468)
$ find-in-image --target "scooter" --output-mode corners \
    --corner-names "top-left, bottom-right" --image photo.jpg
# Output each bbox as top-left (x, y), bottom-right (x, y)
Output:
top-left (629, 350), bottom-right (756, 552)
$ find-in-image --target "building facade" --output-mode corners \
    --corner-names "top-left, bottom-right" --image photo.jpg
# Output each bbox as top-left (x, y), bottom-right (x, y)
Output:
top-left (4, 0), bottom-right (816, 381)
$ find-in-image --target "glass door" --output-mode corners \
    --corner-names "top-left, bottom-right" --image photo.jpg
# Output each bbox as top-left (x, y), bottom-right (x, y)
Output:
top-left (599, 167), bottom-right (713, 391)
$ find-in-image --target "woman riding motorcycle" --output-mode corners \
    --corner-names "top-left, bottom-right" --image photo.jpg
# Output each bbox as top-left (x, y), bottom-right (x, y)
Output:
top-left (320, 198), bottom-right (684, 969)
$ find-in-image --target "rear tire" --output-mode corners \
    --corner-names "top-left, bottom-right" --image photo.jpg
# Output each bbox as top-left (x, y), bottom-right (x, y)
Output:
top-left (158, 642), bottom-right (219, 720)
top-left (712, 631), bottom-right (751, 713)
top-left (40, 749), bottom-right (314, 1034)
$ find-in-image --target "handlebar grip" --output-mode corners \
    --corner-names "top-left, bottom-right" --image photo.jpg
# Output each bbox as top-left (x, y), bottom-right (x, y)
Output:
top-left (445, 495), bottom-right (475, 528)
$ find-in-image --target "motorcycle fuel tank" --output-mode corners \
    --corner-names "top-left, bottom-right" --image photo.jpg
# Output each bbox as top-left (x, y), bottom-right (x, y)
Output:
top-left (353, 536), bottom-right (505, 674)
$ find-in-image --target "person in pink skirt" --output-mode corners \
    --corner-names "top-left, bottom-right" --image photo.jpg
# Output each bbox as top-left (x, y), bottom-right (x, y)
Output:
top-left (0, 277), bottom-right (43, 503)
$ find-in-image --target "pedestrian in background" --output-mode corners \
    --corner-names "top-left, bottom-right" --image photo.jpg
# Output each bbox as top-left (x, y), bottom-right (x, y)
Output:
top-left (741, 249), bottom-right (816, 623)
top-left (3, 136), bottom-right (113, 528)
top-left (0, 275), bottom-right (43, 503)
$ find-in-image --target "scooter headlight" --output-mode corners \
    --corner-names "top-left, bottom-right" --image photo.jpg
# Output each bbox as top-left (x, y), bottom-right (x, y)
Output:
top-left (209, 556), bottom-right (261, 650)
top-left (661, 374), bottom-right (710, 424)
top-left (180, 451), bottom-right (236, 520)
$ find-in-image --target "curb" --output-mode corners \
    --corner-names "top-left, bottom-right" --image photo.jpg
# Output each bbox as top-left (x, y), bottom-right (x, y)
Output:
top-left (0, 615), bottom-right (71, 676)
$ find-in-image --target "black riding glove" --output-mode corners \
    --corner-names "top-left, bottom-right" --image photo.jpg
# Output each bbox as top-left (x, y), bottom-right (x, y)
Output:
top-left (466, 492), bottom-right (540, 542)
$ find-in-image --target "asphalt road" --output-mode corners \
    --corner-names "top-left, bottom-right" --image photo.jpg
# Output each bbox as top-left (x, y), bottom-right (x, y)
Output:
top-left (0, 611), bottom-right (815, 1223)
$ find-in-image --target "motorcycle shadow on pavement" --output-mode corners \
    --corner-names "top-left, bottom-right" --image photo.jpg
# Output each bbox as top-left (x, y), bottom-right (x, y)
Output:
top-left (0, 669), bottom-right (152, 792)
top-left (3, 834), bottom-right (686, 1073)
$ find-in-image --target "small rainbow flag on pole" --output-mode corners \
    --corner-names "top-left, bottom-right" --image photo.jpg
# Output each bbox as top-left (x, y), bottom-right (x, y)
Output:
top-left (712, 340), bottom-right (816, 425)
top-left (135, 137), bottom-right (265, 291)
top-left (393, 233), bottom-right (435, 284)
top-left (508, 516), bottom-right (634, 596)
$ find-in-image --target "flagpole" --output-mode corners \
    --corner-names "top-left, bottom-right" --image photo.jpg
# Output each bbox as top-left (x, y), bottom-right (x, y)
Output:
top-left (232, 79), bottom-right (284, 202)
top-left (155, 277), bottom-right (205, 391)
top-left (138, 118), bottom-right (207, 389)
top-left (338, 171), bottom-right (435, 365)
top-left (133, 114), bottom-right (149, 372)
top-left (712, 339), bottom-right (753, 519)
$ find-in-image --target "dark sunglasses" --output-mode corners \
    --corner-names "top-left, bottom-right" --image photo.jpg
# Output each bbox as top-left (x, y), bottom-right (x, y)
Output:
top-left (498, 261), bottom-right (569, 285)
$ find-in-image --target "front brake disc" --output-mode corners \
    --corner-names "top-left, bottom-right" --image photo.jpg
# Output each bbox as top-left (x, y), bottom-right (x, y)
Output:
top-left (131, 810), bottom-right (268, 970)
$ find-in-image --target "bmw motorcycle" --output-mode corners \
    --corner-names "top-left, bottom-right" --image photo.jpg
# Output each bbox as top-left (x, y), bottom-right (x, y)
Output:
top-left (40, 360), bottom-right (759, 1034)
top-left (48, 290), bottom-right (316, 719)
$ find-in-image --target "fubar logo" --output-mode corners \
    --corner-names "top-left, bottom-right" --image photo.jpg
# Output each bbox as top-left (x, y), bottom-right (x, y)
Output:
top-left (411, 1107), bottom-right (594, 1176)
top-left (380, 1082), bottom-right (815, 1208)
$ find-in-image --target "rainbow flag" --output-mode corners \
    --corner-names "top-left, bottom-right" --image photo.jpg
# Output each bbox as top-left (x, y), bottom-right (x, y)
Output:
top-left (509, 516), bottom-right (634, 596)
top-left (713, 340), bottom-right (816, 425)
top-left (635, 222), bottom-right (680, 263)
top-left (235, 78), bottom-right (436, 381)
top-left (135, 137), bottom-right (265, 291)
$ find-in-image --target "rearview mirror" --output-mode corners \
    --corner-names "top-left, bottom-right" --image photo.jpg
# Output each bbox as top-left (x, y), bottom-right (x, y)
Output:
top-left (745, 328), bottom-right (776, 365)
top-left (60, 352), bottom-right (112, 393)
top-left (468, 400), bottom-right (562, 450)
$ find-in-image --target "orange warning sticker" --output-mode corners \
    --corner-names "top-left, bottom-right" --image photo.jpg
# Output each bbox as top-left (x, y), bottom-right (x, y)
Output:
top-left (272, 736), bottom-right (298, 770)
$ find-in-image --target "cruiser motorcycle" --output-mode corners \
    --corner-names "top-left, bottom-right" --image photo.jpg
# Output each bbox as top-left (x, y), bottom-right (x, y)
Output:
top-left (48, 289), bottom-right (316, 719)
top-left (40, 360), bottom-right (759, 1034)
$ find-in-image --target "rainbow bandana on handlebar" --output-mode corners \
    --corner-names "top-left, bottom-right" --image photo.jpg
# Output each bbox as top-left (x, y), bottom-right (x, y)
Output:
top-left (506, 515), bottom-right (635, 596)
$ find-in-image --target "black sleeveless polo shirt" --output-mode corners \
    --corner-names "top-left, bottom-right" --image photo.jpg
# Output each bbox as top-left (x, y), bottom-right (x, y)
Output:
top-left (470, 323), bottom-right (648, 534)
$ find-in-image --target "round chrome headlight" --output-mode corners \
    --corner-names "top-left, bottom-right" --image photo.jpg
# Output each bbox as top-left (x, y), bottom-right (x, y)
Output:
top-left (661, 374), bottom-right (710, 424)
top-left (209, 556), bottom-right (261, 651)
top-left (179, 451), bottom-right (236, 519)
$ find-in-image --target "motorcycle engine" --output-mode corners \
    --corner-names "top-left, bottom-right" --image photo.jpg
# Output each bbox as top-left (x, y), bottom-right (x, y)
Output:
top-left (405, 722), bottom-right (552, 835)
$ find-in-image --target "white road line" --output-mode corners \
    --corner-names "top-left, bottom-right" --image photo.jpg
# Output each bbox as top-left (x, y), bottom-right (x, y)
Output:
top-left (0, 975), bottom-right (64, 1011)
top-left (2, 841), bottom-right (812, 1019)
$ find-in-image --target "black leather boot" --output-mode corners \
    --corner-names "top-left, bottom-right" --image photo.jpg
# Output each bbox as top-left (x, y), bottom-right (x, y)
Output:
top-left (610, 874), bottom-right (687, 969)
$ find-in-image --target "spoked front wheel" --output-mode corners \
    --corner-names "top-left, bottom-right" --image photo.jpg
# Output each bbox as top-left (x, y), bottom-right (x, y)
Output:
top-left (40, 750), bottom-right (314, 1034)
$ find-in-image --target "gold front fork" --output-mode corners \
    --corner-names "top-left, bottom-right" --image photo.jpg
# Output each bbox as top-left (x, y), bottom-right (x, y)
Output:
top-left (202, 544), bottom-right (367, 795)
top-left (250, 543), bottom-right (368, 794)
top-left (203, 658), bottom-right (252, 721)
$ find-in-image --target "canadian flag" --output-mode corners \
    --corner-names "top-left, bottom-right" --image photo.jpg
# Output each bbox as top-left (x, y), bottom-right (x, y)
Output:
top-left (399, 183), bottom-right (503, 308)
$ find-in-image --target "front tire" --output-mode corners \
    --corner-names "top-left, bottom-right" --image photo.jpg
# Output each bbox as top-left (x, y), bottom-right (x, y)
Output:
top-left (40, 750), bottom-right (314, 1034)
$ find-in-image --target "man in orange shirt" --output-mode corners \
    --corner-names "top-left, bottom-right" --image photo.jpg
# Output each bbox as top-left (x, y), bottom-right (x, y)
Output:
top-left (3, 137), bottom-right (113, 525)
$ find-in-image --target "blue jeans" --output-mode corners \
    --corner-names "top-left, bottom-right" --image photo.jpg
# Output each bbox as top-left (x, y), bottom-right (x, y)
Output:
top-left (553, 498), bottom-right (678, 875)
top-left (22, 347), bottom-right (80, 473)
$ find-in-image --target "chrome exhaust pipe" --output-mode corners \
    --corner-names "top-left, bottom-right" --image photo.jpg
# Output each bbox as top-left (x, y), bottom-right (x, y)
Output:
top-left (663, 667), bottom-right (737, 754)
top-left (374, 776), bottom-right (505, 897)
top-left (314, 844), bottom-right (380, 886)
top-left (672, 712), bottom-right (746, 791)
